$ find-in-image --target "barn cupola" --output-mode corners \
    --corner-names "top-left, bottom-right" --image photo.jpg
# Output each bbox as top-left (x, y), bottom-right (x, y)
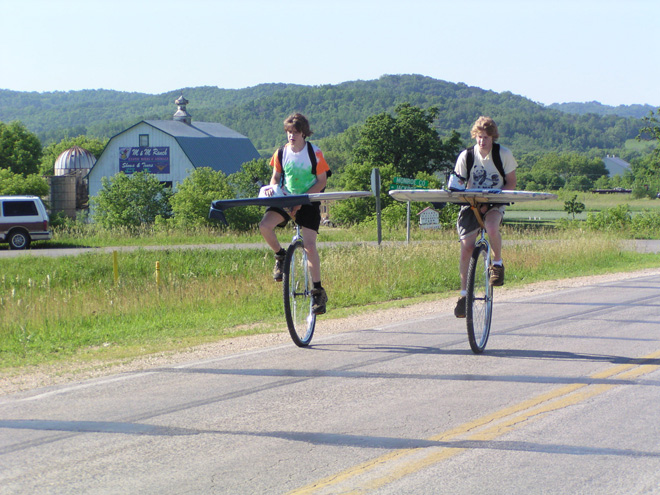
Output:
top-left (173, 94), bottom-right (192, 125)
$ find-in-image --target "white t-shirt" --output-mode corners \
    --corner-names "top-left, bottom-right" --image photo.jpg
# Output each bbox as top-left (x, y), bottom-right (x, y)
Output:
top-left (454, 145), bottom-right (517, 189)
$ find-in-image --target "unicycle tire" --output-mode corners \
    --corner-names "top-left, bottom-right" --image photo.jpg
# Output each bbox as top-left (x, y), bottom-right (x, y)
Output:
top-left (283, 240), bottom-right (316, 347)
top-left (466, 243), bottom-right (493, 354)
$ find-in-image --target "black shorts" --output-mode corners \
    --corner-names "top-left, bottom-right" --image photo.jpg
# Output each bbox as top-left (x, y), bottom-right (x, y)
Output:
top-left (267, 202), bottom-right (322, 232)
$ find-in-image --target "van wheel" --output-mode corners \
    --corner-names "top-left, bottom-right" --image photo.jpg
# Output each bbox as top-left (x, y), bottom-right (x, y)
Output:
top-left (8, 230), bottom-right (31, 250)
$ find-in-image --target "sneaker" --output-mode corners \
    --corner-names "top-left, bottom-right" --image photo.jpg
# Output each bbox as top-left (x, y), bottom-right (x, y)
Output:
top-left (490, 264), bottom-right (505, 286)
top-left (311, 288), bottom-right (328, 315)
top-left (454, 296), bottom-right (466, 318)
top-left (273, 253), bottom-right (286, 282)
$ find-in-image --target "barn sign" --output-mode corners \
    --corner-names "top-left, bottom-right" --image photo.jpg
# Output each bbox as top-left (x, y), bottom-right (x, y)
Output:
top-left (119, 147), bottom-right (170, 174)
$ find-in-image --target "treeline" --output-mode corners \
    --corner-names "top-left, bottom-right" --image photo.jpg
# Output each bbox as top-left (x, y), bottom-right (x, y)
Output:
top-left (548, 101), bottom-right (657, 119)
top-left (3, 99), bottom-right (660, 233)
top-left (0, 74), bottom-right (653, 156)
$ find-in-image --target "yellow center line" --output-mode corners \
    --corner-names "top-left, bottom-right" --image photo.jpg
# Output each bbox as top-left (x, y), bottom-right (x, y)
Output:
top-left (287, 350), bottom-right (660, 495)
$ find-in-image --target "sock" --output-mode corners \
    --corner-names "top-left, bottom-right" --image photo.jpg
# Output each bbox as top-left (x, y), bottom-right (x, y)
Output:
top-left (275, 248), bottom-right (286, 257)
top-left (492, 260), bottom-right (503, 266)
top-left (460, 290), bottom-right (467, 297)
top-left (314, 281), bottom-right (323, 290)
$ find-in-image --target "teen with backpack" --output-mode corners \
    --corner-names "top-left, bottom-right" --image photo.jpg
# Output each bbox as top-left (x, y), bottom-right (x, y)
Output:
top-left (453, 116), bottom-right (518, 318)
top-left (259, 113), bottom-right (331, 315)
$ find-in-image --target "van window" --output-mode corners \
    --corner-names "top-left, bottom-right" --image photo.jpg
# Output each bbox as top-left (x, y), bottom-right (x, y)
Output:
top-left (2, 200), bottom-right (38, 217)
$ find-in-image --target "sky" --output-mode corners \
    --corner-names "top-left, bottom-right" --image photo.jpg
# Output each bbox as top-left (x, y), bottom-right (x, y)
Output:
top-left (2, 0), bottom-right (658, 107)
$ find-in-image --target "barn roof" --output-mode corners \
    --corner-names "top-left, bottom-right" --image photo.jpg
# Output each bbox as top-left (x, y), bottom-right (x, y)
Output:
top-left (603, 155), bottom-right (631, 177)
top-left (142, 120), bottom-right (260, 175)
top-left (89, 95), bottom-right (261, 180)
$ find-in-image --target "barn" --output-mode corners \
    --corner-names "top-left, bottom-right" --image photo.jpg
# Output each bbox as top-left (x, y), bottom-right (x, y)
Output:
top-left (87, 95), bottom-right (260, 199)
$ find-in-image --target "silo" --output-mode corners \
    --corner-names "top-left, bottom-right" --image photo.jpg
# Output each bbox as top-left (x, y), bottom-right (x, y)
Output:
top-left (48, 175), bottom-right (77, 218)
top-left (52, 146), bottom-right (97, 215)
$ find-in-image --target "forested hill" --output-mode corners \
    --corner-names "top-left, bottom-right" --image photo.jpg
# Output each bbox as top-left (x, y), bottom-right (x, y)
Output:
top-left (0, 74), bottom-right (648, 155)
top-left (548, 101), bottom-right (657, 119)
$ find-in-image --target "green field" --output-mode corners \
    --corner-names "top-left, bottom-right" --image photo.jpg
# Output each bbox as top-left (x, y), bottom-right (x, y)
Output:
top-left (2, 228), bottom-right (659, 373)
top-left (507, 191), bottom-right (660, 213)
top-left (505, 192), bottom-right (660, 226)
top-left (2, 190), bottom-right (660, 374)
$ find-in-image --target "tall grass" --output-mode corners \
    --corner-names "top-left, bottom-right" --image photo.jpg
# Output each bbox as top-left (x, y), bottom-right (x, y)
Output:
top-left (2, 230), bottom-right (658, 370)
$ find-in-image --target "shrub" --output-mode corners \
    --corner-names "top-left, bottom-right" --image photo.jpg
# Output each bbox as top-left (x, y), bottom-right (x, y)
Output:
top-left (585, 204), bottom-right (631, 232)
top-left (631, 209), bottom-right (660, 239)
top-left (90, 172), bottom-right (173, 229)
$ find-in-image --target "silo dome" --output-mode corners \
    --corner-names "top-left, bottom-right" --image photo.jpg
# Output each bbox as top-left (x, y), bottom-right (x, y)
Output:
top-left (54, 146), bottom-right (97, 176)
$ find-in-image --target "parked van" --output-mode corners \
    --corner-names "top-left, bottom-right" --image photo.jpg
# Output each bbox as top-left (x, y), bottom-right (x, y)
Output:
top-left (0, 196), bottom-right (52, 250)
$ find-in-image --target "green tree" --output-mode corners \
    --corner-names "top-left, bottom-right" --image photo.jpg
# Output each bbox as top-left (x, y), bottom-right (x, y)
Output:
top-left (517, 168), bottom-right (565, 190)
top-left (637, 108), bottom-right (660, 159)
top-left (353, 103), bottom-right (460, 178)
top-left (526, 152), bottom-right (607, 190)
top-left (330, 163), bottom-right (397, 226)
top-left (227, 158), bottom-right (271, 198)
top-left (225, 159), bottom-right (276, 230)
top-left (593, 175), bottom-right (611, 189)
top-left (333, 104), bottom-right (460, 224)
top-left (90, 172), bottom-right (173, 228)
top-left (0, 121), bottom-right (42, 175)
top-left (170, 167), bottom-right (235, 227)
top-left (565, 175), bottom-right (593, 192)
top-left (630, 153), bottom-right (660, 198)
top-left (40, 136), bottom-right (108, 175)
top-left (564, 194), bottom-right (585, 219)
top-left (316, 124), bottom-right (362, 181)
top-left (0, 169), bottom-right (49, 196)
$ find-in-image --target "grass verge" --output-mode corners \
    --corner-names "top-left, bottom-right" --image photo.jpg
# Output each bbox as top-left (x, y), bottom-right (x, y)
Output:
top-left (1, 231), bottom-right (659, 372)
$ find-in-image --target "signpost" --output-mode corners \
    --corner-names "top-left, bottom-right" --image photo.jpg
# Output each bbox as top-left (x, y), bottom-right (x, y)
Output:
top-left (389, 177), bottom-right (430, 243)
top-left (371, 168), bottom-right (382, 245)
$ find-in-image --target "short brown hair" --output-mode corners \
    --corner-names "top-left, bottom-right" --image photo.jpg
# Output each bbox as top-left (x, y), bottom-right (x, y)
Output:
top-left (283, 113), bottom-right (313, 138)
top-left (470, 116), bottom-right (499, 141)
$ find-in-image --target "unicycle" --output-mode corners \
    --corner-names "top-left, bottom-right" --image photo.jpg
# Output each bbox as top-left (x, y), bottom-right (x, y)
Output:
top-left (283, 224), bottom-right (316, 347)
top-left (387, 187), bottom-right (558, 354)
top-left (465, 228), bottom-right (493, 354)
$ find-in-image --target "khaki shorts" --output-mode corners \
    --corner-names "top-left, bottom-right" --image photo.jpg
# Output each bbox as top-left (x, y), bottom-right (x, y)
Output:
top-left (456, 204), bottom-right (505, 240)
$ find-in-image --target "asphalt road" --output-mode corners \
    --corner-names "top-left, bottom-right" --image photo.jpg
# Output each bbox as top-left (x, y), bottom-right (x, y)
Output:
top-left (1, 271), bottom-right (660, 494)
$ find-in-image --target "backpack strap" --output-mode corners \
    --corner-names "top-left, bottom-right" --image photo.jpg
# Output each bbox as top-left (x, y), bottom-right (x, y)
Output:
top-left (466, 146), bottom-right (474, 180)
top-left (307, 141), bottom-right (332, 178)
top-left (307, 141), bottom-right (318, 176)
top-left (465, 143), bottom-right (506, 187)
top-left (492, 143), bottom-right (505, 185)
top-left (277, 145), bottom-right (285, 188)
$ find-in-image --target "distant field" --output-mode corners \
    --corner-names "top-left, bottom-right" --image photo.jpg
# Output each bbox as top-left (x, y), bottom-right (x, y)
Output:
top-left (505, 192), bottom-right (660, 225)
top-left (505, 210), bottom-right (580, 223)
top-left (508, 192), bottom-right (660, 212)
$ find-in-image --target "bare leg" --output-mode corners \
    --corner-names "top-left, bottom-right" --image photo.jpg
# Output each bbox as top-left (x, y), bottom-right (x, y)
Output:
top-left (459, 231), bottom-right (478, 291)
top-left (259, 211), bottom-right (286, 252)
top-left (483, 210), bottom-right (503, 262)
top-left (301, 227), bottom-right (321, 283)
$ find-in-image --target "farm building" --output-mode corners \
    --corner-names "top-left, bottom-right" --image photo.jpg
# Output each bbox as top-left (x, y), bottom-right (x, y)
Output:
top-left (87, 95), bottom-right (260, 199)
top-left (603, 155), bottom-right (631, 176)
top-left (48, 145), bottom-right (97, 218)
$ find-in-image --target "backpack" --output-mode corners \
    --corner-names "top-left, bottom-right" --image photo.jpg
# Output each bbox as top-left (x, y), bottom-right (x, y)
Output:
top-left (465, 142), bottom-right (506, 187)
top-left (277, 141), bottom-right (332, 187)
